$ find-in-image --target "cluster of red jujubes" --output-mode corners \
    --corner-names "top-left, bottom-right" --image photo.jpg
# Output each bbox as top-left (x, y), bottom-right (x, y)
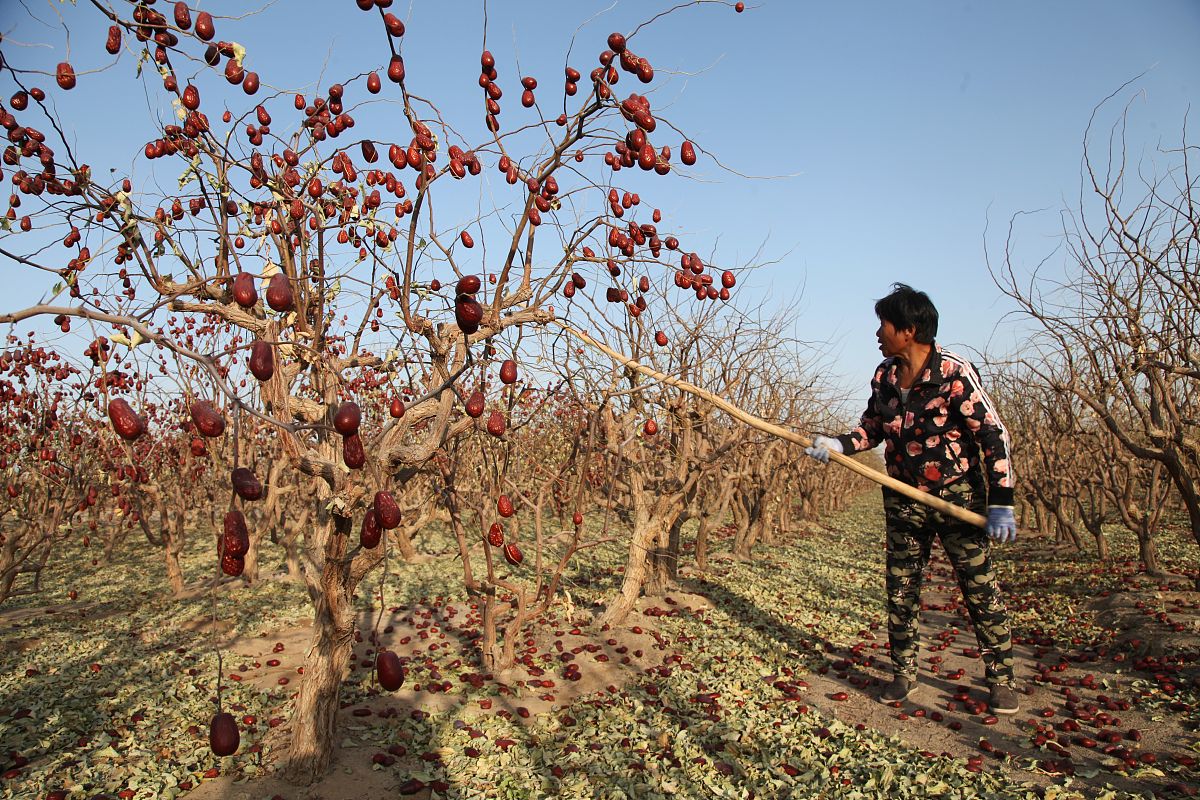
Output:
top-left (490, 494), bottom-right (523, 566)
top-left (104, 385), bottom-right (268, 757)
top-left (1, 0), bottom-right (755, 768)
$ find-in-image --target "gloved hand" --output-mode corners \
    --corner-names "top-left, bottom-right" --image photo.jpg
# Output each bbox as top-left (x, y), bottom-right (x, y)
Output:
top-left (986, 506), bottom-right (1017, 543)
top-left (804, 435), bottom-right (843, 465)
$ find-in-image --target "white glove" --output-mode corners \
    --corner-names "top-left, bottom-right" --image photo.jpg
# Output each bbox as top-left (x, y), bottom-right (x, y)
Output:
top-left (986, 506), bottom-right (1017, 543)
top-left (804, 435), bottom-right (843, 465)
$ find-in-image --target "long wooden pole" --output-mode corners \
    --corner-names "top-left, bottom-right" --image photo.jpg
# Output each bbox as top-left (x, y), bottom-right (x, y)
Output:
top-left (556, 322), bottom-right (988, 529)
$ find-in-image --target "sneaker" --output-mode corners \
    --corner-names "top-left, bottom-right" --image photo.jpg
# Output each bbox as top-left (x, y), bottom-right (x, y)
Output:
top-left (989, 684), bottom-right (1020, 715)
top-left (879, 676), bottom-right (916, 704)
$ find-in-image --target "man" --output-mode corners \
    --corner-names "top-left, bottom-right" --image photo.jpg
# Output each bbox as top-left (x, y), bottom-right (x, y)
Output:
top-left (805, 283), bottom-right (1020, 714)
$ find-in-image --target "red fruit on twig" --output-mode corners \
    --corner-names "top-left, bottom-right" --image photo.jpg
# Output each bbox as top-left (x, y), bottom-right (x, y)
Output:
top-left (223, 510), bottom-right (250, 558)
top-left (455, 296), bottom-right (483, 334)
top-left (486, 410), bottom-right (506, 437)
top-left (182, 84), bottom-right (200, 111)
top-left (209, 712), bottom-right (239, 756)
top-left (190, 400), bottom-right (226, 438)
top-left (486, 522), bottom-right (504, 547)
top-left (389, 397), bottom-right (405, 418)
top-left (265, 273), bottom-right (294, 312)
top-left (249, 340), bottom-right (274, 381)
top-left (107, 398), bottom-right (146, 441)
top-left (503, 542), bottom-right (523, 566)
top-left (383, 13), bottom-right (406, 38)
top-left (174, 2), bottom-right (193, 29)
top-left (333, 402), bottom-right (361, 436)
top-left (680, 141), bottom-right (697, 165)
top-left (231, 272), bottom-right (257, 307)
top-left (343, 433), bottom-right (365, 470)
top-left (497, 495), bottom-right (515, 518)
top-left (387, 55), bottom-right (405, 83)
top-left (56, 63), bottom-right (77, 91)
top-left (643, 419), bottom-right (658, 437)
top-left (456, 275), bottom-right (482, 295)
top-left (377, 651), bottom-right (405, 691)
top-left (465, 390), bottom-right (485, 418)
top-left (374, 491), bottom-right (401, 529)
top-left (195, 11), bottom-right (216, 41)
top-left (499, 359), bottom-right (518, 384)
top-left (360, 510), bottom-right (381, 549)
top-left (230, 467), bottom-right (262, 501)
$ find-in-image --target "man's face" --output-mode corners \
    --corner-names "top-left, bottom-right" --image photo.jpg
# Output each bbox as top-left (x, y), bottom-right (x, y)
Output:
top-left (876, 318), bottom-right (914, 358)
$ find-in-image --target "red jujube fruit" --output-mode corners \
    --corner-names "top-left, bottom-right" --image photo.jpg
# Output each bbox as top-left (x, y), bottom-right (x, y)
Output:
top-left (360, 510), bottom-right (381, 549)
top-left (230, 467), bottom-right (262, 501)
top-left (333, 402), bottom-right (361, 436)
top-left (107, 398), bottom-right (146, 441)
top-left (376, 651), bottom-right (405, 691)
top-left (222, 510), bottom-right (250, 558)
top-left (190, 400), bottom-right (225, 438)
top-left (209, 712), bottom-right (239, 756)
top-left (374, 491), bottom-right (401, 529)
top-left (249, 340), bottom-right (274, 381)
top-left (265, 273), bottom-right (294, 312)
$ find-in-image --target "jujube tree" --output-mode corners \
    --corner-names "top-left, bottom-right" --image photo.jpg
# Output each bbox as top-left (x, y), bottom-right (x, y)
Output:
top-left (0, 0), bottom-right (754, 784)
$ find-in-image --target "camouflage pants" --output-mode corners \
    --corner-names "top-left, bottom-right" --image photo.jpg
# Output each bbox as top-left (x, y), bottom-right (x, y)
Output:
top-left (884, 481), bottom-right (1015, 686)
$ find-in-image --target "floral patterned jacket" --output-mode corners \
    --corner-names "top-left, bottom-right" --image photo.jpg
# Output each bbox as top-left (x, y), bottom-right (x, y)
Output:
top-left (835, 344), bottom-right (1015, 507)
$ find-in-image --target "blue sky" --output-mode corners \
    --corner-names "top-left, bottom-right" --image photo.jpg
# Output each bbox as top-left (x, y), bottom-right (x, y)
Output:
top-left (3, 0), bottom-right (1198, 409)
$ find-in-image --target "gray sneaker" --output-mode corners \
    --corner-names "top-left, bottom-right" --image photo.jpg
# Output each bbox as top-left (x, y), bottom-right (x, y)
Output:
top-left (879, 676), bottom-right (916, 704)
top-left (989, 684), bottom-right (1020, 715)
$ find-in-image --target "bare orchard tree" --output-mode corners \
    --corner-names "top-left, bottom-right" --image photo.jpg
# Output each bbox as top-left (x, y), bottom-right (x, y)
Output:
top-left (0, 0), bottom-right (759, 782)
top-left (994, 104), bottom-right (1200, 585)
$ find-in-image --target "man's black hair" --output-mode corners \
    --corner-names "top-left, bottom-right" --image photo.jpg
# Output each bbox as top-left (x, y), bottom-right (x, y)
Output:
top-left (874, 283), bottom-right (938, 344)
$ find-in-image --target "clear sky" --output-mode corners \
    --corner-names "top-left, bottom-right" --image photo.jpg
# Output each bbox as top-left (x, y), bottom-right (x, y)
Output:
top-left (3, 0), bottom-right (1198, 410)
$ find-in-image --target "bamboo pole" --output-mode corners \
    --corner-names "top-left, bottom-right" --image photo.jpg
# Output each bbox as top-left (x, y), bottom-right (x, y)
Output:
top-left (556, 321), bottom-right (988, 529)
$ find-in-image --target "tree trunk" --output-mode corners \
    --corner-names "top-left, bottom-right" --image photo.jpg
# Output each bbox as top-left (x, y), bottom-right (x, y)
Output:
top-left (1137, 528), bottom-right (1165, 577)
top-left (480, 596), bottom-right (501, 671)
top-left (242, 526), bottom-right (261, 584)
top-left (694, 515), bottom-right (712, 572)
top-left (645, 515), bottom-right (681, 595)
top-left (597, 492), bottom-right (657, 628)
top-left (282, 511), bottom-right (355, 785)
top-left (733, 490), bottom-right (765, 560)
top-left (1095, 530), bottom-right (1110, 563)
top-left (164, 533), bottom-right (185, 597)
top-left (1050, 502), bottom-right (1082, 550)
top-left (1032, 502), bottom-right (1047, 535)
